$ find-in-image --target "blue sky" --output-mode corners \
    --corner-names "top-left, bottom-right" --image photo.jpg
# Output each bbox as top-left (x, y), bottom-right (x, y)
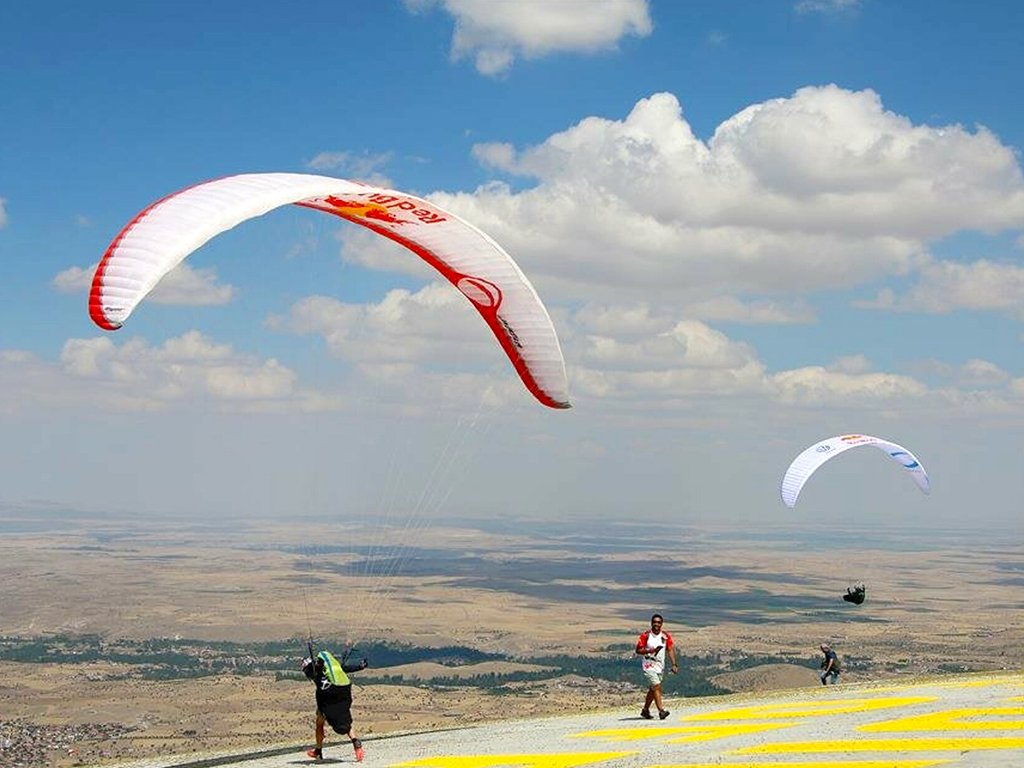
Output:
top-left (2, 0), bottom-right (1023, 532)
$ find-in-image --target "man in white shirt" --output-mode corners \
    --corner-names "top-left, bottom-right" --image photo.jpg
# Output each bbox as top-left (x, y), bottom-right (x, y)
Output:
top-left (634, 613), bottom-right (678, 720)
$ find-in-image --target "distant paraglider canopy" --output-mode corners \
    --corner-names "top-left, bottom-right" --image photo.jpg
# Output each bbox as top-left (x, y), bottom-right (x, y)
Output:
top-left (843, 584), bottom-right (866, 605)
top-left (779, 434), bottom-right (930, 508)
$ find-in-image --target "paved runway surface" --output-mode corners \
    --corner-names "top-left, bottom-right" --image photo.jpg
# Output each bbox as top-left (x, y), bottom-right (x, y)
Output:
top-left (113, 672), bottom-right (1024, 768)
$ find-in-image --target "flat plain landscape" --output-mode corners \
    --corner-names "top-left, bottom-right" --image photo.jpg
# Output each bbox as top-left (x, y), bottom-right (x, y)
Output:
top-left (1, 504), bottom-right (1022, 767)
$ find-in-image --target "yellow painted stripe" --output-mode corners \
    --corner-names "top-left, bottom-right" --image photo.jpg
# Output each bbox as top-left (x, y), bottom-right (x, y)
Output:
top-left (666, 723), bottom-right (794, 744)
top-left (394, 752), bottom-right (634, 768)
top-left (739, 736), bottom-right (1024, 753)
top-left (683, 696), bottom-right (934, 720)
top-left (650, 762), bottom-right (949, 768)
top-left (859, 675), bottom-right (1024, 693)
top-left (571, 727), bottom-right (698, 742)
top-left (572, 723), bottom-right (793, 743)
top-left (860, 706), bottom-right (1024, 732)
top-left (929, 678), bottom-right (1024, 689)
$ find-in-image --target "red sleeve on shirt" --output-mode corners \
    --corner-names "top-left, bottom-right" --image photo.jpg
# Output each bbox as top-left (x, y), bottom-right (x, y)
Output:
top-left (635, 631), bottom-right (649, 653)
top-left (662, 631), bottom-right (673, 649)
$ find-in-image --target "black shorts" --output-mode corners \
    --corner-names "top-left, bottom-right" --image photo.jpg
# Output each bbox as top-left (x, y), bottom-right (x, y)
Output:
top-left (319, 700), bottom-right (353, 734)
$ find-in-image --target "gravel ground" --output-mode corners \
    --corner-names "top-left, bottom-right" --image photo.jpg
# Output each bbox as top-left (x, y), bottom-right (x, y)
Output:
top-left (100, 671), bottom-right (1024, 768)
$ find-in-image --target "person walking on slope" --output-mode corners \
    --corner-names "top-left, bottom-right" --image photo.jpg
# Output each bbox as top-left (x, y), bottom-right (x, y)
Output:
top-left (819, 643), bottom-right (841, 685)
top-left (635, 613), bottom-right (678, 720)
top-left (302, 649), bottom-right (368, 761)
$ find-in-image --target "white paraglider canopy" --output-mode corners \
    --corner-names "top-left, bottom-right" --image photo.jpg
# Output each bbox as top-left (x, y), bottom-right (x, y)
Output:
top-left (89, 173), bottom-right (570, 409)
top-left (780, 434), bottom-right (930, 508)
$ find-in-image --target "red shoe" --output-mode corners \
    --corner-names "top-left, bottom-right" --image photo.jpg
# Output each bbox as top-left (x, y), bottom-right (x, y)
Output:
top-left (354, 745), bottom-right (365, 762)
top-left (306, 747), bottom-right (323, 760)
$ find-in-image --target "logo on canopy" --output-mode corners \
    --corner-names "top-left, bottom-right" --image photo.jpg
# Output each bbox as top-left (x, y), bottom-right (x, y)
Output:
top-left (456, 276), bottom-right (502, 310)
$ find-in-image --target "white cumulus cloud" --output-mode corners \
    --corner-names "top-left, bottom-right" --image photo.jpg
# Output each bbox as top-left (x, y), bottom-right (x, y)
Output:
top-left (439, 86), bottom-right (1024, 307)
top-left (682, 296), bottom-right (815, 325)
top-left (828, 354), bottom-right (873, 375)
top-left (772, 366), bottom-right (927, 405)
top-left (795, 0), bottom-right (860, 13)
top-left (52, 266), bottom-right (94, 294)
top-left (306, 150), bottom-right (394, 185)
top-left (53, 263), bottom-right (234, 306)
top-left (55, 331), bottom-right (337, 412)
top-left (270, 283), bottom-right (497, 367)
top-left (407, 0), bottom-right (652, 76)
top-left (956, 358), bottom-right (1011, 389)
top-left (569, 316), bottom-right (770, 401)
top-left (0, 334), bottom-right (341, 414)
top-left (856, 259), bottom-right (1024, 318)
top-left (268, 283), bottom-right (549, 410)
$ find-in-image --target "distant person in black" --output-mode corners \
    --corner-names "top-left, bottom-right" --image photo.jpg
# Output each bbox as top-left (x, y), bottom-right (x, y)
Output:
top-left (843, 584), bottom-right (866, 604)
top-left (302, 650), bottom-right (368, 762)
top-left (819, 643), bottom-right (840, 685)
